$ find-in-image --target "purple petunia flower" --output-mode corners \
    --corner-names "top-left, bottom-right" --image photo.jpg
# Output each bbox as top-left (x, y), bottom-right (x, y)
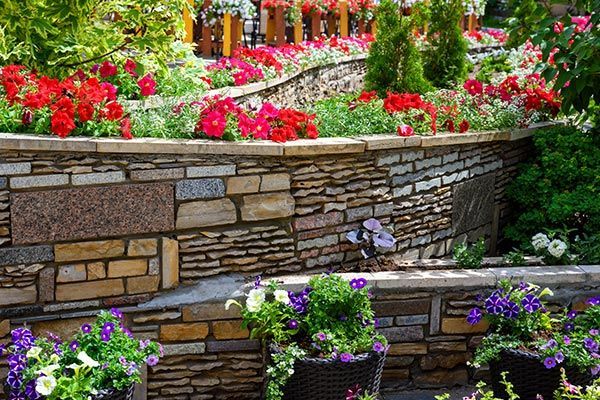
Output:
top-left (340, 353), bottom-right (354, 363)
top-left (339, 313), bottom-right (348, 321)
top-left (288, 319), bottom-right (299, 329)
top-left (349, 278), bottom-right (367, 290)
top-left (567, 310), bottom-right (578, 319)
top-left (587, 297), bottom-right (600, 306)
top-left (591, 365), bottom-right (600, 376)
top-left (11, 328), bottom-right (34, 351)
top-left (373, 231), bottom-right (396, 248)
top-left (467, 308), bottom-right (483, 325)
top-left (521, 294), bottom-right (542, 313)
top-left (24, 379), bottom-right (39, 400)
top-left (103, 322), bottom-right (115, 333)
top-left (518, 281), bottom-right (529, 291)
top-left (363, 218), bottom-right (383, 232)
top-left (590, 329), bottom-right (599, 336)
top-left (564, 335), bottom-right (571, 345)
top-left (503, 301), bottom-right (520, 319)
top-left (374, 318), bottom-right (380, 328)
top-left (288, 287), bottom-right (311, 314)
top-left (565, 322), bottom-right (575, 332)
top-left (101, 331), bottom-right (111, 342)
top-left (69, 340), bottom-right (79, 352)
top-left (373, 342), bottom-right (385, 352)
top-left (544, 357), bottom-right (557, 369)
top-left (110, 308), bottom-right (123, 319)
top-left (584, 338), bottom-right (599, 352)
top-left (555, 351), bottom-right (564, 363)
top-left (316, 332), bottom-right (327, 341)
top-left (485, 295), bottom-right (505, 315)
top-left (147, 355), bottom-right (159, 367)
top-left (6, 371), bottom-right (22, 388)
top-left (254, 275), bottom-right (262, 288)
top-left (81, 323), bottom-right (92, 334)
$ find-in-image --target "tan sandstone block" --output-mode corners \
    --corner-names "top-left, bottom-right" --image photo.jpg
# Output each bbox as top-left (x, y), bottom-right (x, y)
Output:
top-left (162, 238), bottom-right (179, 289)
top-left (160, 323), bottom-right (209, 342)
top-left (226, 176), bottom-right (260, 194)
top-left (388, 343), bottom-right (428, 356)
top-left (240, 192), bottom-right (294, 221)
top-left (0, 286), bottom-right (37, 306)
top-left (260, 173), bottom-right (291, 192)
top-left (57, 264), bottom-right (87, 283)
top-left (56, 279), bottom-right (124, 301)
top-left (212, 320), bottom-right (249, 340)
top-left (55, 240), bottom-right (125, 262)
top-left (127, 275), bottom-right (160, 294)
top-left (107, 259), bottom-right (148, 278)
top-left (176, 199), bottom-right (237, 229)
top-left (441, 318), bottom-right (489, 334)
top-left (87, 262), bottom-right (106, 280)
top-left (0, 319), bottom-right (10, 337)
top-left (128, 239), bottom-right (158, 257)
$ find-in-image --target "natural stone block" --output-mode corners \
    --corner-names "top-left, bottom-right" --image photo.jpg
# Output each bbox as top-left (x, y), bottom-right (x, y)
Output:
top-left (127, 275), bottom-right (160, 294)
top-left (182, 303), bottom-right (241, 321)
top-left (0, 177), bottom-right (6, 189)
top-left (420, 353), bottom-right (469, 370)
top-left (160, 323), bottom-right (209, 341)
top-left (128, 239), bottom-right (158, 257)
top-left (10, 174), bottom-right (69, 189)
top-left (441, 317), bottom-right (489, 334)
top-left (373, 299), bottom-right (430, 316)
top-left (0, 319), bottom-right (9, 337)
top-left (162, 342), bottom-right (206, 356)
top-left (56, 279), bottom-right (125, 301)
top-left (55, 240), bottom-right (125, 262)
top-left (130, 168), bottom-right (184, 181)
top-left (429, 342), bottom-right (467, 352)
top-left (414, 369), bottom-right (469, 388)
top-left (176, 199), bottom-right (237, 229)
top-left (395, 314), bottom-right (429, 326)
top-left (38, 267), bottom-right (55, 303)
top-left (260, 174), bottom-right (291, 192)
top-left (0, 246), bottom-right (53, 266)
top-left (0, 162), bottom-right (31, 176)
top-left (57, 264), bottom-right (87, 283)
top-left (240, 192), bottom-right (294, 221)
top-left (206, 339), bottom-right (260, 353)
top-left (226, 176), bottom-right (260, 194)
top-left (0, 286), bottom-right (37, 306)
top-left (187, 165), bottom-right (236, 178)
top-left (162, 238), bottom-right (179, 289)
top-left (72, 171), bottom-right (125, 186)
top-left (176, 179), bottom-right (225, 200)
top-left (87, 262), bottom-right (106, 280)
top-left (133, 312), bottom-right (181, 324)
top-left (33, 317), bottom-right (91, 339)
top-left (11, 183), bottom-right (174, 245)
top-left (380, 326), bottom-right (424, 343)
top-left (452, 174), bottom-right (495, 234)
top-left (212, 320), bottom-right (249, 340)
top-left (108, 259), bottom-right (147, 278)
top-left (293, 212), bottom-right (344, 231)
top-left (388, 343), bottom-right (428, 355)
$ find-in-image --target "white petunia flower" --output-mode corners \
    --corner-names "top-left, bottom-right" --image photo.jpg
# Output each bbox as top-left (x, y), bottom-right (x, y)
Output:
top-left (246, 288), bottom-right (265, 312)
top-left (36, 375), bottom-right (57, 396)
top-left (531, 233), bottom-right (550, 252)
top-left (77, 351), bottom-right (100, 368)
top-left (38, 364), bottom-right (60, 376)
top-left (26, 346), bottom-right (42, 359)
top-left (274, 290), bottom-right (290, 305)
top-left (547, 239), bottom-right (567, 259)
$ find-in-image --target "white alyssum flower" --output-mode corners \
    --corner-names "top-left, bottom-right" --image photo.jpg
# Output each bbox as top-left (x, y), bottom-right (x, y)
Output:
top-left (26, 346), bottom-right (42, 359)
top-left (246, 288), bottom-right (265, 312)
top-left (36, 375), bottom-right (57, 396)
top-left (547, 239), bottom-right (567, 258)
top-left (77, 351), bottom-right (100, 368)
top-left (274, 290), bottom-right (290, 305)
top-left (531, 233), bottom-right (551, 252)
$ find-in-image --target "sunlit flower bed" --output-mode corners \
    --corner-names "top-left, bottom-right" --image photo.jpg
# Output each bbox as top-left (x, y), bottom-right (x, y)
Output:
top-left (464, 28), bottom-right (508, 47)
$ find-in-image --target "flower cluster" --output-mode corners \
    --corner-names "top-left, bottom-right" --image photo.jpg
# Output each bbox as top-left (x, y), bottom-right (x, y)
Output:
top-left (531, 232), bottom-right (573, 265)
top-left (347, 218), bottom-right (397, 260)
top-left (261, 0), bottom-right (301, 24)
top-left (192, 95), bottom-right (318, 142)
top-left (1, 309), bottom-right (161, 400)
top-left (463, 0), bottom-right (487, 17)
top-left (348, 0), bottom-right (376, 22)
top-left (464, 28), bottom-right (508, 47)
top-left (200, 0), bottom-right (258, 26)
top-left (0, 65), bottom-right (135, 139)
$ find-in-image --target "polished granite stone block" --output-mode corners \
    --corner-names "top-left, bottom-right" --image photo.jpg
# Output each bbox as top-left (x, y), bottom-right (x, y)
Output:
top-left (11, 183), bottom-right (174, 245)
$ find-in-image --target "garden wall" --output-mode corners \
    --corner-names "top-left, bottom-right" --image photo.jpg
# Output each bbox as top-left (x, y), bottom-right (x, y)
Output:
top-left (0, 125), bottom-right (554, 397)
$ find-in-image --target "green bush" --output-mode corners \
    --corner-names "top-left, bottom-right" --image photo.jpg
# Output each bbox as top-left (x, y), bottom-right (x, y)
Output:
top-left (422, 0), bottom-right (468, 88)
top-left (453, 238), bottom-right (486, 269)
top-left (0, 0), bottom-right (190, 77)
top-left (505, 125), bottom-right (600, 246)
top-left (364, 0), bottom-right (431, 95)
top-left (505, 0), bottom-right (548, 48)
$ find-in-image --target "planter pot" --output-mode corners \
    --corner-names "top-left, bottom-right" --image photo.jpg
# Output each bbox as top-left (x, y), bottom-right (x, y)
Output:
top-left (277, 350), bottom-right (385, 400)
top-left (92, 385), bottom-right (135, 400)
top-left (489, 349), bottom-right (592, 400)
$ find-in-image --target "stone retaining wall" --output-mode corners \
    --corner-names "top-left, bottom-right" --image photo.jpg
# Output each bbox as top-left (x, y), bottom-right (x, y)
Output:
top-left (0, 125), bottom-right (554, 398)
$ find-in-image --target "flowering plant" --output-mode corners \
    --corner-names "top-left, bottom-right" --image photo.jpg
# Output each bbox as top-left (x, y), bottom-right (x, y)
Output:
top-left (262, 0), bottom-right (301, 25)
top-left (199, 0), bottom-right (258, 26)
top-left (467, 280), bottom-right (554, 367)
top-left (226, 273), bottom-right (387, 400)
top-left (346, 218), bottom-right (397, 262)
top-left (348, 0), bottom-right (376, 22)
top-left (0, 309), bottom-right (162, 400)
top-left (530, 232), bottom-right (573, 265)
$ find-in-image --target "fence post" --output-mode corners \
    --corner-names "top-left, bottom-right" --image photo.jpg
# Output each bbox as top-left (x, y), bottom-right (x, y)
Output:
top-left (183, 0), bottom-right (195, 43)
top-left (266, 9), bottom-right (276, 43)
top-left (275, 5), bottom-right (286, 46)
top-left (201, 0), bottom-right (213, 56)
top-left (294, 1), bottom-right (304, 44)
top-left (311, 12), bottom-right (321, 39)
top-left (223, 13), bottom-right (233, 56)
top-left (339, 0), bottom-right (349, 37)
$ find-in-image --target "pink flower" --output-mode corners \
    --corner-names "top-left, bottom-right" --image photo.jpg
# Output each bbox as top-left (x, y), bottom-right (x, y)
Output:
top-left (201, 110), bottom-right (227, 138)
top-left (137, 74), bottom-right (157, 97)
top-left (463, 79), bottom-right (483, 96)
top-left (258, 102), bottom-right (279, 119)
top-left (397, 124), bottom-right (414, 137)
top-left (101, 82), bottom-right (117, 101)
top-left (553, 21), bottom-right (564, 34)
top-left (251, 117), bottom-right (271, 140)
top-left (124, 59), bottom-right (138, 77)
top-left (99, 61), bottom-right (117, 78)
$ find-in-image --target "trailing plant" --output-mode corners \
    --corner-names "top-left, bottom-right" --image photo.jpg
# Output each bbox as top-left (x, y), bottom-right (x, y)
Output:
top-left (423, 0), bottom-right (468, 88)
top-left (555, 369), bottom-right (600, 399)
top-left (0, 0), bottom-right (191, 77)
top-left (453, 238), bottom-right (486, 269)
top-left (265, 344), bottom-right (306, 400)
top-left (505, 125), bottom-right (600, 247)
top-left (364, 0), bottom-right (431, 95)
top-left (502, 249), bottom-right (525, 267)
top-left (505, 0), bottom-right (548, 48)
top-left (435, 372), bottom-right (519, 400)
top-left (346, 218), bottom-right (397, 264)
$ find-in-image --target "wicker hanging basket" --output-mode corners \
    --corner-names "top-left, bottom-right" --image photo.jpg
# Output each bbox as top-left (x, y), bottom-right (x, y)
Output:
top-left (270, 348), bottom-right (385, 400)
top-left (92, 385), bottom-right (135, 400)
top-left (489, 348), bottom-right (592, 400)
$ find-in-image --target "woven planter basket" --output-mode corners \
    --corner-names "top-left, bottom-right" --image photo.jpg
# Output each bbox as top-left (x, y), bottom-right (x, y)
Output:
top-left (4, 384), bottom-right (134, 400)
top-left (489, 348), bottom-right (592, 400)
top-left (273, 348), bottom-right (385, 400)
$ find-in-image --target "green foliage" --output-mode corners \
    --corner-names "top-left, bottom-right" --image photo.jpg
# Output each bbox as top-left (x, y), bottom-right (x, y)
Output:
top-left (0, 0), bottom-right (191, 77)
top-left (573, 234), bottom-right (600, 265)
top-left (532, 1), bottom-right (600, 120)
top-left (435, 373), bottom-right (519, 400)
top-left (505, 0), bottom-right (548, 48)
top-left (423, 0), bottom-right (468, 88)
top-left (265, 344), bottom-right (306, 400)
top-left (128, 100), bottom-right (200, 139)
top-left (453, 238), bottom-right (486, 269)
top-left (555, 370), bottom-right (600, 399)
top-left (504, 125), bottom-right (600, 247)
top-left (502, 249), bottom-right (526, 267)
top-left (475, 54), bottom-right (511, 83)
top-left (364, 0), bottom-right (431, 95)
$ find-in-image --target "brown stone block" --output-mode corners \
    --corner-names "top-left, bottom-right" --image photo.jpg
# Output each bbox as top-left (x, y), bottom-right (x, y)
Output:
top-left (414, 368), bottom-right (469, 388)
top-left (127, 275), bottom-right (160, 294)
top-left (33, 317), bottom-right (91, 339)
top-left (87, 262), bottom-right (106, 280)
top-left (420, 353), bottom-right (470, 370)
top-left (11, 183), bottom-right (174, 245)
top-left (227, 176), bottom-right (260, 194)
top-left (373, 299), bottom-right (430, 316)
top-left (182, 303), bottom-right (241, 322)
top-left (441, 318), bottom-right (489, 334)
top-left (56, 279), bottom-right (124, 301)
top-left (0, 286), bottom-right (37, 306)
top-left (176, 199), bottom-right (237, 229)
top-left (161, 238), bottom-right (179, 289)
top-left (107, 259), bottom-right (147, 278)
top-left (240, 192), bottom-right (295, 221)
top-left (57, 264), bottom-right (87, 283)
top-left (128, 239), bottom-right (158, 257)
top-left (0, 319), bottom-right (10, 337)
top-left (212, 320), bottom-right (249, 340)
top-left (160, 323), bottom-right (209, 342)
top-left (55, 240), bottom-right (125, 263)
top-left (388, 343), bottom-right (428, 356)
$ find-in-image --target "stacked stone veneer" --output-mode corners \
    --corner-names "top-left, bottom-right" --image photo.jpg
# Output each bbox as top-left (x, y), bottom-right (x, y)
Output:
top-left (0, 128), bottom-right (549, 398)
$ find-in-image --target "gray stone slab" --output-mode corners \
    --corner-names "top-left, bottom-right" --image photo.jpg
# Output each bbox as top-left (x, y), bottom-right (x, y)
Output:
top-left (0, 245), bottom-right (54, 266)
top-left (0, 177), bottom-right (6, 189)
top-left (175, 178), bottom-right (225, 200)
top-left (206, 339), bottom-right (260, 353)
top-left (162, 342), bottom-right (206, 356)
top-left (452, 173), bottom-right (495, 234)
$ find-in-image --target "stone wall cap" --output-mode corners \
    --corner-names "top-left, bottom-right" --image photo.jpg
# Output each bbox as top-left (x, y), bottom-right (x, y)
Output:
top-left (490, 265), bottom-right (587, 285)
top-left (282, 137), bottom-right (366, 156)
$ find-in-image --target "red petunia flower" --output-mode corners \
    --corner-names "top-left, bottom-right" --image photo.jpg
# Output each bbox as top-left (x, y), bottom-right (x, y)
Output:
top-left (306, 123), bottom-right (319, 139)
top-left (458, 119), bottom-right (470, 133)
top-left (201, 110), bottom-right (227, 138)
top-left (137, 74), bottom-right (157, 97)
top-left (124, 59), bottom-right (138, 77)
top-left (50, 110), bottom-right (76, 138)
top-left (357, 90), bottom-right (378, 102)
top-left (463, 79), bottom-right (483, 96)
top-left (77, 102), bottom-right (95, 122)
top-left (397, 124), bottom-right (414, 137)
top-left (99, 61), bottom-right (118, 78)
top-left (120, 117), bottom-right (133, 139)
top-left (102, 101), bottom-right (124, 121)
